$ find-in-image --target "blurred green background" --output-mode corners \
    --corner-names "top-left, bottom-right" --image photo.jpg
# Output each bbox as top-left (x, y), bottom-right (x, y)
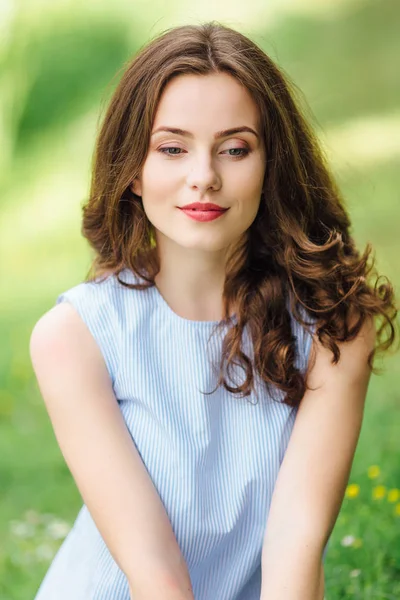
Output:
top-left (0, 0), bottom-right (399, 598)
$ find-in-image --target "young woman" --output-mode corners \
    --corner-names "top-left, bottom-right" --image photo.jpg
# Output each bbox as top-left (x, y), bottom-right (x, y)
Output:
top-left (29, 21), bottom-right (397, 600)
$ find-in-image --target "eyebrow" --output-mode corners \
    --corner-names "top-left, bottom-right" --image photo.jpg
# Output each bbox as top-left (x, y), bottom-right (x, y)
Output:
top-left (151, 126), bottom-right (260, 140)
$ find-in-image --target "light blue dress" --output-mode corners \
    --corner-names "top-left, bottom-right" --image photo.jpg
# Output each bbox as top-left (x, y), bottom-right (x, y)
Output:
top-left (34, 267), bottom-right (327, 599)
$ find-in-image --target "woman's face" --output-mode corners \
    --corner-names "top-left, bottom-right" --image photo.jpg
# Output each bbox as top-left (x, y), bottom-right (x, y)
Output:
top-left (131, 71), bottom-right (266, 255)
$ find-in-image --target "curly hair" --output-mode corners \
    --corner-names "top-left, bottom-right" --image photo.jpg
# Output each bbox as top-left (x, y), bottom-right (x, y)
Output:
top-left (81, 21), bottom-right (398, 407)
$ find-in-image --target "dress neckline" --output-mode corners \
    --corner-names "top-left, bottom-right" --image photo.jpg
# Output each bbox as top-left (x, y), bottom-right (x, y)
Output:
top-left (117, 267), bottom-right (237, 328)
top-left (151, 280), bottom-right (238, 328)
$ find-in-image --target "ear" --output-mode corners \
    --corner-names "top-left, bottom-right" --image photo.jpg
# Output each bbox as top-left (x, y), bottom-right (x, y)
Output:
top-left (130, 177), bottom-right (142, 197)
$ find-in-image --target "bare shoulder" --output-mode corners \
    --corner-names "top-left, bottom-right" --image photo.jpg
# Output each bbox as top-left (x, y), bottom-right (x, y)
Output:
top-left (31, 301), bottom-right (80, 338)
top-left (307, 311), bottom-right (376, 389)
top-left (30, 302), bottom-right (88, 358)
top-left (29, 302), bottom-right (110, 390)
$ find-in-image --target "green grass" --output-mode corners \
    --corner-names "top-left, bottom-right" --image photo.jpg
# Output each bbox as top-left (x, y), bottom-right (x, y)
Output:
top-left (0, 0), bottom-right (399, 598)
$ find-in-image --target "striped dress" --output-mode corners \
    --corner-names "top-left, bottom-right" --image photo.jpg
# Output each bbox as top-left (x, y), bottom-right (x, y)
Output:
top-left (34, 267), bottom-right (327, 599)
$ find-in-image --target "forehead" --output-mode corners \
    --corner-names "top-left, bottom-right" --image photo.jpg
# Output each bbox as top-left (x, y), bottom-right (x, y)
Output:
top-left (153, 72), bottom-right (260, 129)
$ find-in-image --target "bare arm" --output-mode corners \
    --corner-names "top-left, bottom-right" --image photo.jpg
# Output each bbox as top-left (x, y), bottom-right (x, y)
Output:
top-left (260, 314), bottom-right (376, 600)
top-left (29, 302), bottom-right (194, 600)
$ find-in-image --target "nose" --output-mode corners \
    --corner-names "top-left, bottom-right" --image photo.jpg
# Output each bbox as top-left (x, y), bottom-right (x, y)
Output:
top-left (186, 153), bottom-right (221, 194)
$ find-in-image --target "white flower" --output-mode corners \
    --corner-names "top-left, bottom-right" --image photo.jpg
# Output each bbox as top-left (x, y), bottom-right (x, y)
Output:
top-left (341, 535), bottom-right (356, 547)
top-left (45, 519), bottom-right (71, 540)
top-left (35, 543), bottom-right (55, 561)
top-left (9, 520), bottom-right (36, 538)
top-left (350, 569), bottom-right (361, 578)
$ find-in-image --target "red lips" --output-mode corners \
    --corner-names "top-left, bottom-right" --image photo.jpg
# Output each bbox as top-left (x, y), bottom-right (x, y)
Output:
top-left (180, 202), bottom-right (227, 211)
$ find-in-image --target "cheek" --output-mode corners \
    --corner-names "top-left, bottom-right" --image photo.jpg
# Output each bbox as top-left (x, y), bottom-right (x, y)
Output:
top-left (140, 165), bottom-right (175, 221)
top-left (243, 158), bottom-right (265, 189)
top-left (142, 155), bottom-right (178, 190)
top-left (236, 176), bottom-right (263, 210)
top-left (230, 159), bottom-right (265, 193)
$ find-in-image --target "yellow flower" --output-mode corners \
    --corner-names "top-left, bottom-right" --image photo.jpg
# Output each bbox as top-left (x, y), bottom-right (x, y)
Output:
top-left (352, 538), bottom-right (363, 548)
top-left (368, 465), bottom-right (380, 479)
top-left (372, 485), bottom-right (386, 500)
top-left (394, 503), bottom-right (400, 516)
top-left (387, 489), bottom-right (400, 503)
top-left (345, 484), bottom-right (360, 499)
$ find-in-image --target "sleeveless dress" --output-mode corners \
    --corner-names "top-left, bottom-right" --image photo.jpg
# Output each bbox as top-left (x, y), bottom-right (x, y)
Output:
top-left (34, 267), bottom-right (328, 600)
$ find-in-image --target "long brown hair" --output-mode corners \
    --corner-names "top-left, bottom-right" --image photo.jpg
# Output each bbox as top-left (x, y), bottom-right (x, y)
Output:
top-left (81, 21), bottom-right (398, 407)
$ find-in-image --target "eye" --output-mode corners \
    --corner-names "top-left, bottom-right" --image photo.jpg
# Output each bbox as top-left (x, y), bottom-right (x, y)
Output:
top-left (158, 147), bottom-right (184, 156)
top-left (157, 146), bottom-right (250, 159)
top-left (222, 148), bottom-right (250, 158)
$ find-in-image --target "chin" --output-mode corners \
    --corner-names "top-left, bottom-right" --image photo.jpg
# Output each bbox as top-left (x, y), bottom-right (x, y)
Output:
top-left (185, 240), bottom-right (233, 253)
top-left (156, 227), bottom-right (235, 252)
